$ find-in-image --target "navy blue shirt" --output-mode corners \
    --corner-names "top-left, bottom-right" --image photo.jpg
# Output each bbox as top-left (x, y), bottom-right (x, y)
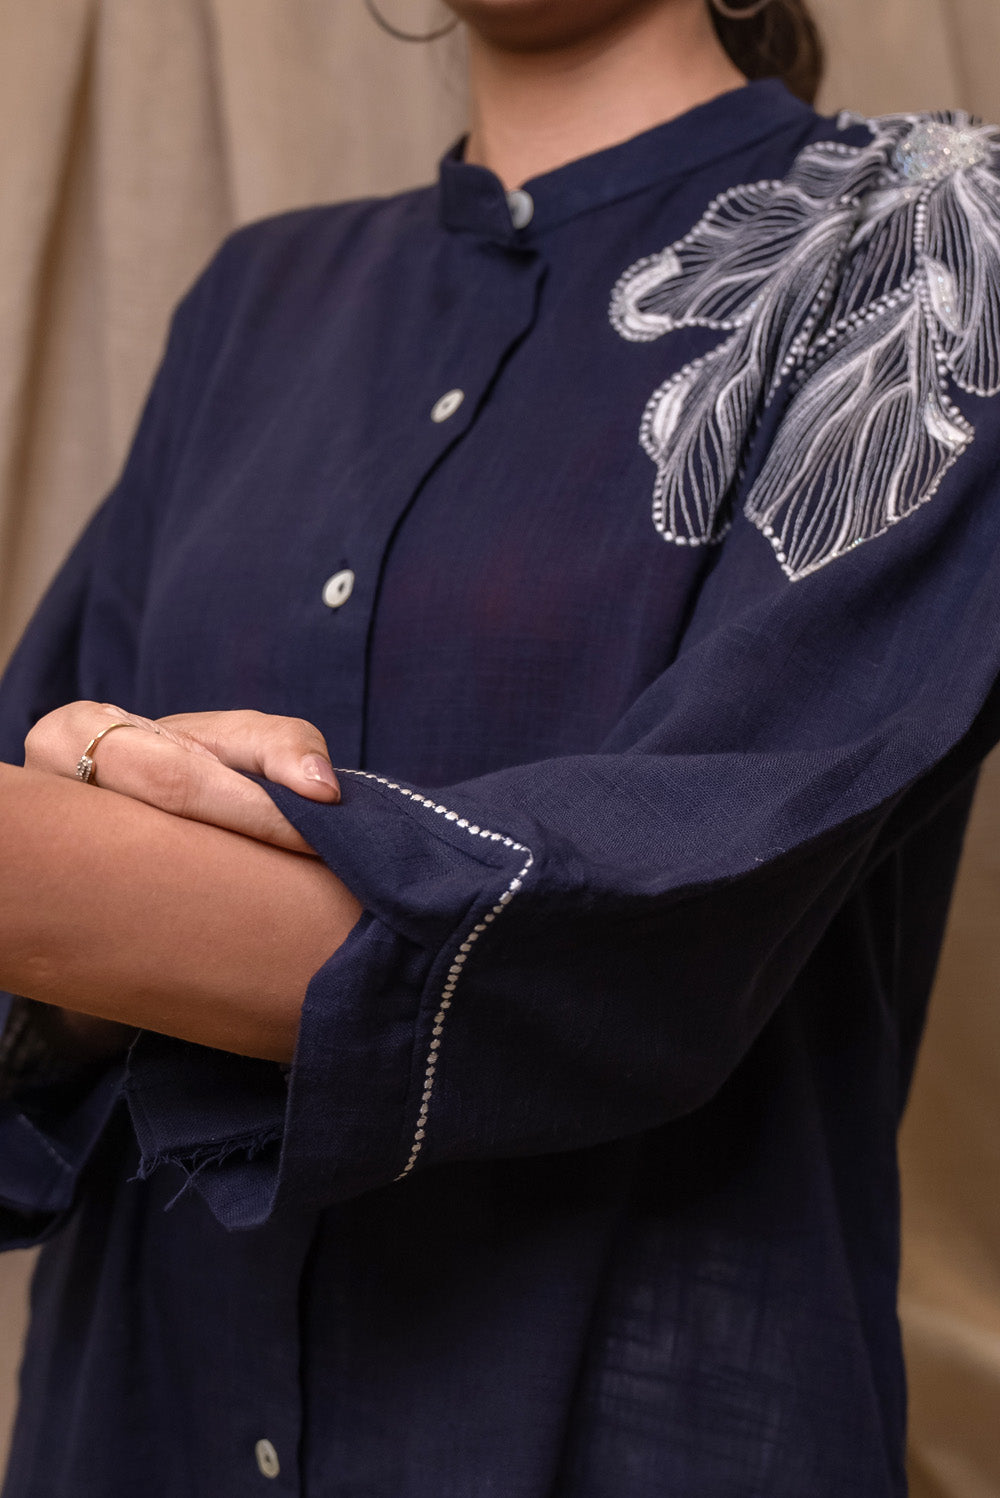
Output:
top-left (3, 80), bottom-right (1000, 1497)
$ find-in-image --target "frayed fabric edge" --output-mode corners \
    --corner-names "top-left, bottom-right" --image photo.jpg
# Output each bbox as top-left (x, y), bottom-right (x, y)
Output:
top-left (129, 1126), bottom-right (283, 1211)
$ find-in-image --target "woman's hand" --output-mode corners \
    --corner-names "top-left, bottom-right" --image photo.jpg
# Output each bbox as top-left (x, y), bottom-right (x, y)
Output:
top-left (24, 701), bottom-right (340, 854)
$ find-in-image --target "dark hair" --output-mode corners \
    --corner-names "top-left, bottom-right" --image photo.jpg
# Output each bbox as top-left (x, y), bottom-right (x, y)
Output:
top-left (709, 1), bottom-right (824, 106)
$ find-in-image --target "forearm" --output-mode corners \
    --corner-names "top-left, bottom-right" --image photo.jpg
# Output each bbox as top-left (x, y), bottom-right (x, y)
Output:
top-left (0, 763), bottom-right (361, 1062)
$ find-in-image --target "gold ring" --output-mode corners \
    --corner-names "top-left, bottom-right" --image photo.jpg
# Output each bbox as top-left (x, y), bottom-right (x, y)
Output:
top-left (75, 721), bottom-right (138, 785)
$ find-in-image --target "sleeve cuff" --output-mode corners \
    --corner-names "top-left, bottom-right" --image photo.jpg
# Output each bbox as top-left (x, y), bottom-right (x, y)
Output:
top-left (124, 913), bottom-right (432, 1228)
top-left (0, 1067), bottom-right (124, 1247)
top-left (120, 771), bottom-right (530, 1229)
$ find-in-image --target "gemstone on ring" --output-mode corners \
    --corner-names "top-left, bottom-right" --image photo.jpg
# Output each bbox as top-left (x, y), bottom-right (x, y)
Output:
top-left (76, 755), bottom-right (96, 783)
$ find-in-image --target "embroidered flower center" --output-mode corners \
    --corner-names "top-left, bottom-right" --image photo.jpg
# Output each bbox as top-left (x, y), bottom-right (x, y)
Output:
top-left (894, 120), bottom-right (989, 183)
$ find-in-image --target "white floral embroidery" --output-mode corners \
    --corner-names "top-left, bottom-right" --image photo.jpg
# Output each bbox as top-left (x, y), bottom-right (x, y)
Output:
top-left (610, 113), bottom-right (1000, 580)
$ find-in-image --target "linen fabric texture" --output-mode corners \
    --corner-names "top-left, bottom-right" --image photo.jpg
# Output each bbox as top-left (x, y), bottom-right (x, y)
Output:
top-left (1, 80), bottom-right (999, 1497)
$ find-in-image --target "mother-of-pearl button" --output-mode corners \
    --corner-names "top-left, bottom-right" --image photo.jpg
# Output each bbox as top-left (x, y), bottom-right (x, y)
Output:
top-left (431, 389), bottom-right (465, 423)
top-left (322, 568), bottom-right (355, 608)
top-left (506, 188), bottom-right (534, 230)
top-left (255, 1439), bottom-right (280, 1479)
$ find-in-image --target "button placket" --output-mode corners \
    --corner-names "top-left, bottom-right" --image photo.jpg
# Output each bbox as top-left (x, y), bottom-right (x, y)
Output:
top-left (222, 1209), bottom-right (317, 1498)
top-left (319, 245), bottom-right (544, 771)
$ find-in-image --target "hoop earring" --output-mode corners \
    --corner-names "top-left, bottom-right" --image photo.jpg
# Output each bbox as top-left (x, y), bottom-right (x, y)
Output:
top-left (364, 0), bottom-right (459, 42)
top-left (709, 0), bottom-right (773, 17)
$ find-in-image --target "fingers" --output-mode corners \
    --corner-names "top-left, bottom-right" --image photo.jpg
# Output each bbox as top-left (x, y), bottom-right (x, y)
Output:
top-left (24, 702), bottom-right (148, 778)
top-left (27, 703), bottom-right (340, 803)
top-left (157, 710), bottom-right (341, 803)
top-left (95, 734), bottom-right (319, 854)
top-left (24, 702), bottom-right (320, 854)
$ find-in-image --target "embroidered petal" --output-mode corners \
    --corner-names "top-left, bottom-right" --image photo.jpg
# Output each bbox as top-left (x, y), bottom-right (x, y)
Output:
top-left (611, 175), bottom-right (854, 343)
top-left (640, 328), bottom-right (750, 544)
top-left (746, 296), bottom-right (972, 580)
top-left (923, 165), bottom-right (1000, 395)
top-left (613, 110), bottom-right (999, 581)
top-left (790, 135), bottom-right (887, 204)
top-left (834, 187), bottom-right (922, 322)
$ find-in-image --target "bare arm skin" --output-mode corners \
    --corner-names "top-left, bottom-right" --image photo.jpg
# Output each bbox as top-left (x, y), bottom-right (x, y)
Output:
top-left (0, 762), bottom-right (362, 1063)
top-left (25, 701), bottom-right (342, 853)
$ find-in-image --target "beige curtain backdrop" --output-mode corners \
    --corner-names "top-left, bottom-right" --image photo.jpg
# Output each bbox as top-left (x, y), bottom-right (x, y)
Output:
top-left (0, 0), bottom-right (998, 1490)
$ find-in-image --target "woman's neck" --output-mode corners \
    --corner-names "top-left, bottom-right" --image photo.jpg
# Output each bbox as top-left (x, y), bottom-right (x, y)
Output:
top-left (463, 0), bottom-right (746, 189)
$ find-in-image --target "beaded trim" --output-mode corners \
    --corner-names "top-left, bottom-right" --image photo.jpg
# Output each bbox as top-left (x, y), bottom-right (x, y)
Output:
top-left (610, 111), bottom-right (1000, 580)
top-left (338, 770), bottom-right (534, 1180)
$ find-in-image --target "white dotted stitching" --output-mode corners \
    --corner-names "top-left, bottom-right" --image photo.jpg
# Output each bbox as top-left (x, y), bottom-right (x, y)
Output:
top-left (338, 769), bottom-right (534, 1180)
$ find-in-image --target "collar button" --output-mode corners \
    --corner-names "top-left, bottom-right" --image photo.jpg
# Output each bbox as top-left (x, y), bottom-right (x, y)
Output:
top-left (506, 188), bottom-right (535, 230)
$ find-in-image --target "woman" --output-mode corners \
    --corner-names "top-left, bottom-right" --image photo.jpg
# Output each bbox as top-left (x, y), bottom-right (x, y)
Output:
top-left (2, 0), bottom-right (999, 1493)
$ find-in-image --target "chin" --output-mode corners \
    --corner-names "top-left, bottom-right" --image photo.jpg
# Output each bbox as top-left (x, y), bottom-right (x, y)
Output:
top-left (446, 0), bottom-right (678, 52)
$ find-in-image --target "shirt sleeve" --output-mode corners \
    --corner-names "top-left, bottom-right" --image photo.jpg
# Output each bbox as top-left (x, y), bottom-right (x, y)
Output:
top-left (0, 257), bottom-right (228, 1248)
top-left (123, 374), bottom-right (1000, 1228)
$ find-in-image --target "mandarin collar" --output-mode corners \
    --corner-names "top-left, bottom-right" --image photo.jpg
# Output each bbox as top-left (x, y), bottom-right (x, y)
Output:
top-left (438, 77), bottom-right (814, 241)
